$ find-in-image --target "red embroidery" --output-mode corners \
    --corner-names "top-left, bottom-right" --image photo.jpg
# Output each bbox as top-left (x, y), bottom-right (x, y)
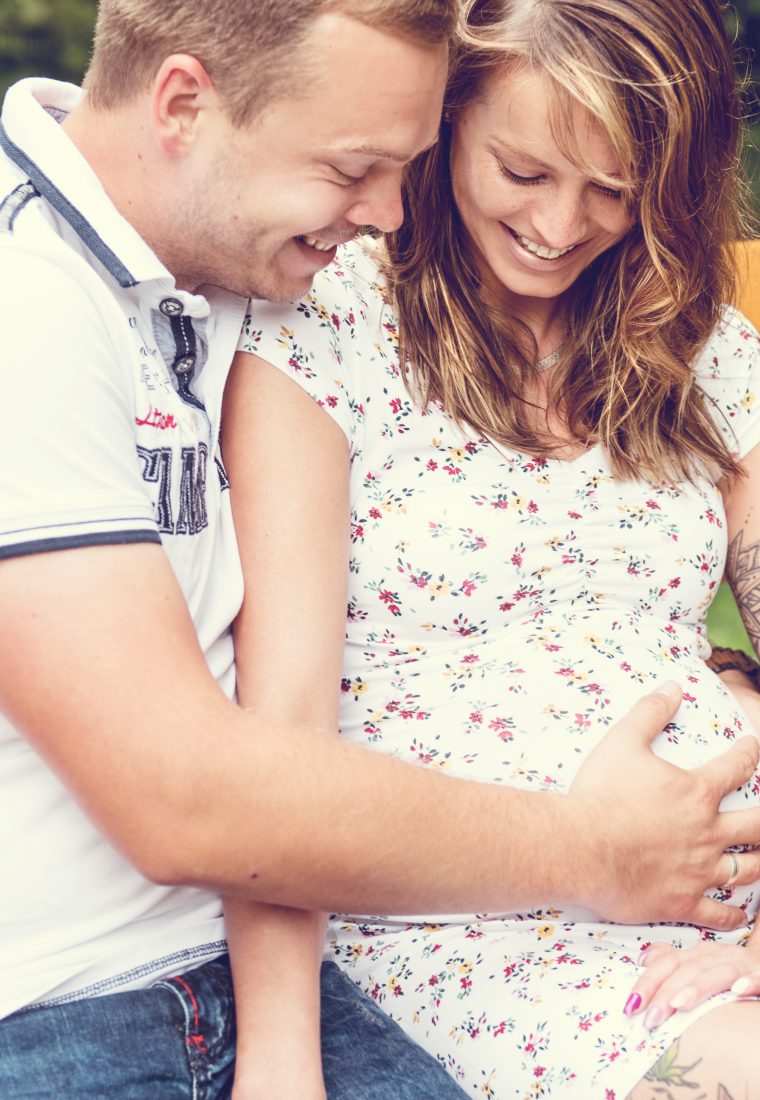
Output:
top-left (135, 405), bottom-right (178, 430)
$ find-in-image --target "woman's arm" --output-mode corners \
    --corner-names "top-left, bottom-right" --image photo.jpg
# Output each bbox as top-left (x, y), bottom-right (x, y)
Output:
top-left (222, 351), bottom-right (351, 1099)
top-left (725, 442), bottom-right (760, 657)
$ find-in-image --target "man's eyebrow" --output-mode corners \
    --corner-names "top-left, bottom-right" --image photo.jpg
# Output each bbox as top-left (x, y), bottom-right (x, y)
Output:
top-left (334, 136), bottom-right (439, 163)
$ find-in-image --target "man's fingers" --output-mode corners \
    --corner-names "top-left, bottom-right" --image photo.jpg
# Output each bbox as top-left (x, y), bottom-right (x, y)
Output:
top-left (718, 810), bottom-right (760, 852)
top-left (611, 681), bottom-right (682, 749)
top-left (685, 895), bottom-right (749, 932)
top-left (697, 735), bottom-right (760, 803)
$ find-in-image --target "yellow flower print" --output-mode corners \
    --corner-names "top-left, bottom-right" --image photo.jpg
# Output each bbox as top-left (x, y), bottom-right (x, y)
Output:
top-left (742, 392), bottom-right (756, 409)
top-left (350, 678), bottom-right (368, 698)
top-left (347, 943), bottom-right (364, 958)
top-left (279, 324), bottom-right (295, 340)
top-left (537, 924), bottom-right (555, 939)
top-left (448, 447), bottom-right (466, 461)
top-left (427, 580), bottom-right (451, 598)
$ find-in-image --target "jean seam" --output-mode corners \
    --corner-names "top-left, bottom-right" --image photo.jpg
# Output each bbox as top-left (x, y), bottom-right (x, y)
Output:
top-left (154, 978), bottom-right (204, 1100)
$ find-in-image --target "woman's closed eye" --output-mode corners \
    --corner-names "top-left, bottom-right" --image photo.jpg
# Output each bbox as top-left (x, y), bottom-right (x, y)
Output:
top-left (497, 161), bottom-right (543, 187)
top-left (497, 160), bottom-right (623, 201)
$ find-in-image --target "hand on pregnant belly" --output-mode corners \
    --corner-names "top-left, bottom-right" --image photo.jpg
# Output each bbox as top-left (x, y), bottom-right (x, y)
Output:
top-left (568, 681), bottom-right (760, 930)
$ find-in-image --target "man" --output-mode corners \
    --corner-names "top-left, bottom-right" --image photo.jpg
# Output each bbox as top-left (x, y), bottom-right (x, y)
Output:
top-left (1, 2), bottom-right (759, 1097)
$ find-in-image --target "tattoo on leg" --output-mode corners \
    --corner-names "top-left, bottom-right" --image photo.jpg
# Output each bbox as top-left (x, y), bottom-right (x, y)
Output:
top-left (641, 1041), bottom-right (738, 1100)
top-left (643, 1039), bottom-right (703, 1095)
top-left (726, 529), bottom-right (760, 654)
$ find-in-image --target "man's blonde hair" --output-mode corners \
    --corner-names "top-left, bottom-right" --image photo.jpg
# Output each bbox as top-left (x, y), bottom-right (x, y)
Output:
top-left (85, 0), bottom-right (457, 125)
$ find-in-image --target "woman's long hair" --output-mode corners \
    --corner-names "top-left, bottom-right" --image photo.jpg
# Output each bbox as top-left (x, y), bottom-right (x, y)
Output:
top-left (386, 0), bottom-right (753, 481)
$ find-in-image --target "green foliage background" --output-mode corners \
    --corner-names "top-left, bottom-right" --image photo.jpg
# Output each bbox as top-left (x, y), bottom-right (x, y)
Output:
top-left (0, 0), bottom-right (758, 654)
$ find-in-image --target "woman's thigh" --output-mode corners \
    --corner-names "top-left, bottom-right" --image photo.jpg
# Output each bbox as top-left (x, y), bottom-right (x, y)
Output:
top-left (626, 1000), bottom-right (760, 1100)
top-left (320, 961), bottom-right (469, 1100)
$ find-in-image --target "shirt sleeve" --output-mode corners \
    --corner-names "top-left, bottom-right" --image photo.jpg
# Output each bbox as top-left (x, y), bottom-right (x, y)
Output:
top-left (0, 239), bottom-right (159, 559)
top-left (238, 241), bottom-right (384, 450)
top-left (694, 307), bottom-right (760, 460)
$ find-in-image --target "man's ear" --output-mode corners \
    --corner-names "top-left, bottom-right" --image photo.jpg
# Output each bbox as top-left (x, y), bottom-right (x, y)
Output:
top-left (150, 54), bottom-right (217, 156)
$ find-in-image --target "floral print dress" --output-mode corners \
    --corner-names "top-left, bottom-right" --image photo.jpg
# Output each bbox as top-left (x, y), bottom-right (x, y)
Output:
top-left (241, 238), bottom-right (760, 1100)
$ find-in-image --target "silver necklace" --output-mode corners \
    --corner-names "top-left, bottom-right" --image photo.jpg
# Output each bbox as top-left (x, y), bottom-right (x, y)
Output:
top-left (537, 345), bottom-right (564, 372)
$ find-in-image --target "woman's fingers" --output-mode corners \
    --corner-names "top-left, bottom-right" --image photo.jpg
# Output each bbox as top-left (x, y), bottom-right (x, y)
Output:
top-left (623, 943), bottom-right (760, 1030)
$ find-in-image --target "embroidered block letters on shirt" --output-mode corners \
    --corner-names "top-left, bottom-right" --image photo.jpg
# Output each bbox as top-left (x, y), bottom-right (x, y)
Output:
top-left (136, 443), bottom-right (209, 536)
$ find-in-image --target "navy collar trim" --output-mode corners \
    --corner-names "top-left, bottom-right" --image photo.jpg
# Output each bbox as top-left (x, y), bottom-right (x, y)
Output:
top-left (0, 119), bottom-right (137, 288)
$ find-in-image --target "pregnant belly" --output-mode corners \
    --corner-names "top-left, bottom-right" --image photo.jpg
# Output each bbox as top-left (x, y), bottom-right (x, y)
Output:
top-left (339, 610), bottom-right (760, 922)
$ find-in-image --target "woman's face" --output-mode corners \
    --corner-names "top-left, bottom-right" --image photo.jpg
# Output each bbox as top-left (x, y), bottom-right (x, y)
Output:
top-left (450, 65), bottom-right (634, 311)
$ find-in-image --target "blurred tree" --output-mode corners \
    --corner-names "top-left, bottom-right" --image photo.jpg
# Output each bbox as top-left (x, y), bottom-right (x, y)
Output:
top-left (0, 0), bottom-right (97, 92)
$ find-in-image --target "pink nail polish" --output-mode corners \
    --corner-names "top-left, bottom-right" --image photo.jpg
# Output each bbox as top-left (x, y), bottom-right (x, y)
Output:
top-left (624, 992), bottom-right (642, 1016)
top-left (644, 1004), bottom-right (663, 1030)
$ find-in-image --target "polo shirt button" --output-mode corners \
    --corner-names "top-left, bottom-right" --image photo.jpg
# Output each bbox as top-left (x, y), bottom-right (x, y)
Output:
top-left (160, 297), bottom-right (184, 317)
top-left (174, 355), bottom-right (196, 374)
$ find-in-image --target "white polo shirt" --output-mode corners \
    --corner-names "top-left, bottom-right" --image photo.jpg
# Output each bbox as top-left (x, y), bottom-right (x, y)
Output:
top-left (0, 79), bottom-right (247, 1019)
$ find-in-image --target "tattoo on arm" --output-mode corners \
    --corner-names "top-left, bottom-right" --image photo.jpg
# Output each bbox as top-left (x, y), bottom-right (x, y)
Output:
top-left (726, 529), bottom-right (760, 655)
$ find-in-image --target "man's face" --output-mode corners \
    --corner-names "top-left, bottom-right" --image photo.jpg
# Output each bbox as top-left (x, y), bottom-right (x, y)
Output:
top-left (175, 13), bottom-right (447, 299)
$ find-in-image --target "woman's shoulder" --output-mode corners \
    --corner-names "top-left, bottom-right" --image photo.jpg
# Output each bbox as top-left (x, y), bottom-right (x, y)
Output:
top-left (693, 306), bottom-right (760, 457)
top-left (239, 235), bottom-right (389, 356)
top-left (693, 306), bottom-right (760, 382)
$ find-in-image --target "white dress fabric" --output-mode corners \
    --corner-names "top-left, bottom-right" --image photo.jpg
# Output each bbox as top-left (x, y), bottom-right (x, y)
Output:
top-left (243, 238), bottom-right (760, 1099)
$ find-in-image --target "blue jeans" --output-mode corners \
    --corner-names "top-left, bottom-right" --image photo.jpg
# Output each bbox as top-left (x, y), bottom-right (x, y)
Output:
top-left (0, 957), bottom-right (468, 1099)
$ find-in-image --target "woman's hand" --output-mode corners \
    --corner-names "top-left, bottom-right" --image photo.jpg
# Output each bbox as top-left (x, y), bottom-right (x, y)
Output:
top-left (622, 937), bottom-right (760, 1030)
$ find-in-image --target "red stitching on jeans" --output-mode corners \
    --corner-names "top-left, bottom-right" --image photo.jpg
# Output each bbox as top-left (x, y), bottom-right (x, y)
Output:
top-left (171, 975), bottom-right (208, 1053)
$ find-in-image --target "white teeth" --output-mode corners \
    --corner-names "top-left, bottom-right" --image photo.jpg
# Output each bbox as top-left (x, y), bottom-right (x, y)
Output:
top-left (514, 233), bottom-right (576, 260)
top-left (299, 235), bottom-right (335, 252)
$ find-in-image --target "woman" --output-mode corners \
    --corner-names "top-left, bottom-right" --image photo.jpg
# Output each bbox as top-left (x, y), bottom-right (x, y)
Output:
top-left (225, 0), bottom-right (760, 1096)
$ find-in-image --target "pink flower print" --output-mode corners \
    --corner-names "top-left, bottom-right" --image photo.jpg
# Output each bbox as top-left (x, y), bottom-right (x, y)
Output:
top-left (460, 579), bottom-right (477, 597)
top-left (469, 711), bottom-right (483, 724)
top-left (426, 460), bottom-right (438, 471)
top-left (325, 394), bottom-right (338, 408)
top-left (389, 397), bottom-right (402, 414)
top-left (369, 507), bottom-right (382, 519)
top-left (489, 716), bottom-right (515, 742)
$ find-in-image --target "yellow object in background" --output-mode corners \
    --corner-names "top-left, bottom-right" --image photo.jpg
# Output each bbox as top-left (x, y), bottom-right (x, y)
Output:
top-left (734, 239), bottom-right (760, 329)
top-left (705, 240), bottom-right (760, 657)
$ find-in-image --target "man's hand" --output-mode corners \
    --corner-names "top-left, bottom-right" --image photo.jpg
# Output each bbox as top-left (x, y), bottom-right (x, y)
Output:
top-left (569, 681), bottom-right (760, 930)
